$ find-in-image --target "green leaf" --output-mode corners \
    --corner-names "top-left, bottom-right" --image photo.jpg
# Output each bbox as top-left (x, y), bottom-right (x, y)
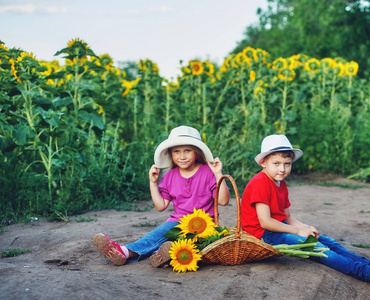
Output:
top-left (45, 71), bottom-right (67, 80)
top-left (78, 110), bottom-right (104, 130)
top-left (299, 235), bottom-right (318, 252)
top-left (52, 97), bottom-right (73, 108)
top-left (13, 124), bottom-right (34, 145)
top-left (214, 226), bottom-right (230, 234)
top-left (163, 227), bottom-right (182, 240)
top-left (72, 82), bottom-right (95, 90)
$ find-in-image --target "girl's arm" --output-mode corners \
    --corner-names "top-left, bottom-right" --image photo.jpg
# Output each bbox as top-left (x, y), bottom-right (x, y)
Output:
top-left (256, 203), bottom-right (319, 238)
top-left (207, 158), bottom-right (230, 206)
top-left (149, 165), bottom-right (170, 212)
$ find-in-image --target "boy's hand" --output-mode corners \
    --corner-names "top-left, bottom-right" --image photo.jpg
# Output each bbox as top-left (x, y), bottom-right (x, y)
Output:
top-left (297, 226), bottom-right (319, 238)
top-left (149, 165), bottom-right (160, 183)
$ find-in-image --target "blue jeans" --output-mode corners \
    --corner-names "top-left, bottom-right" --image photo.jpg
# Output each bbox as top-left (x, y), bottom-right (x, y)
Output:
top-left (125, 221), bottom-right (179, 262)
top-left (262, 230), bottom-right (370, 282)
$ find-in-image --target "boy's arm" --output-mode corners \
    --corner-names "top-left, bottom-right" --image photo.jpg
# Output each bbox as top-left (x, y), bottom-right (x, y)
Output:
top-left (284, 208), bottom-right (319, 238)
top-left (256, 203), bottom-right (319, 238)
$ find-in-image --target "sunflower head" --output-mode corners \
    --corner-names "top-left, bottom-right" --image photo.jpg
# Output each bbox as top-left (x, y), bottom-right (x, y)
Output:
top-left (55, 38), bottom-right (96, 60)
top-left (249, 70), bottom-right (256, 82)
top-left (99, 54), bottom-right (114, 67)
top-left (189, 60), bottom-right (204, 76)
top-left (176, 208), bottom-right (217, 239)
top-left (169, 239), bottom-right (202, 273)
top-left (304, 58), bottom-right (320, 74)
top-left (278, 67), bottom-right (296, 81)
top-left (272, 57), bottom-right (288, 70)
top-left (138, 59), bottom-right (159, 75)
top-left (344, 61), bottom-right (359, 76)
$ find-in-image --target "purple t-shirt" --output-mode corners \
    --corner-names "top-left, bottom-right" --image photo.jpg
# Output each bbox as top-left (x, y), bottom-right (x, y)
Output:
top-left (158, 164), bottom-right (218, 222)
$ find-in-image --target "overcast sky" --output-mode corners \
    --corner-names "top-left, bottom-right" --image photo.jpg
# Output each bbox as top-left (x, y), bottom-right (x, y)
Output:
top-left (0, 0), bottom-right (268, 79)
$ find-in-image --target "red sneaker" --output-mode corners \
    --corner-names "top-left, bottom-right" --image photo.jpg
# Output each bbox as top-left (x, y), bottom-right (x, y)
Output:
top-left (94, 233), bottom-right (127, 266)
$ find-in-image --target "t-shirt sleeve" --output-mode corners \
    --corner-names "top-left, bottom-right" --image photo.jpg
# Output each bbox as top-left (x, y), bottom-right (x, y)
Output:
top-left (249, 179), bottom-right (271, 207)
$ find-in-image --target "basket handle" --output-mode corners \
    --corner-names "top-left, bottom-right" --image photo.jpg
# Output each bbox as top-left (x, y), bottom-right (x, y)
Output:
top-left (213, 174), bottom-right (241, 238)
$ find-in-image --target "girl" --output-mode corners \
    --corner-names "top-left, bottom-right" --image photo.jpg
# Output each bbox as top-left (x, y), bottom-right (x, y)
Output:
top-left (94, 125), bottom-right (230, 266)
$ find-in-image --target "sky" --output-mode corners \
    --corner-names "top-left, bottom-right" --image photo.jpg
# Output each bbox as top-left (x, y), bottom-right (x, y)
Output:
top-left (0, 0), bottom-right (268, 79)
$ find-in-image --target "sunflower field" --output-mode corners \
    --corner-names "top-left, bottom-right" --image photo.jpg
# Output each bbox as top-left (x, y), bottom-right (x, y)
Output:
top-left (1, 38), bottom-right (369, 223)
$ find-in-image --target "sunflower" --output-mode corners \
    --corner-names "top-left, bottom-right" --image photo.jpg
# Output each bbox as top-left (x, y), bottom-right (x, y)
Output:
top-left (176, 208), bottom-right (217, 239)
top-left (278, 67), bottom-right (296, 81)
top-left (190, 60), bottom-right (204, 76)
top-left (272, 57), bottom-right (288, 70)
top-left (138, 59), bottom-right (159, 75)
top-left (254, 86), bottom-right (264, 97)
top-left (242, 46), bottom-right (257, 61)
top-left (287, 55), bottom-right (302, 69)
top-left (304, 58), bottom-right (320, 73)
top-left (235, 52), bottom-right (249, 67)
top-left (9, 58), bottom-right (21, 83)
top-left (121, 78), bottom-right (140, 97)
top-left (220, 56), bottom-right (231, 72)
top-left (344, 61), bottom-right (359, 76)
top-left (333, 62), bottom-right (345, 77)
top-left (66, 38), bottom-right (91, 59)
top-left (249, 70), bottom-right (256, 82)
top-left (204, 60), bottom-right (215, 76)
top-left (321, 57), bottom-right (335, 69)
top-left (169, 239), bottom-right (202, 273)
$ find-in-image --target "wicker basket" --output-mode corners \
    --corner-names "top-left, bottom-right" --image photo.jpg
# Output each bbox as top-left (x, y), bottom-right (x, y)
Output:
top-left (199, 175), bottom-right (282, 265)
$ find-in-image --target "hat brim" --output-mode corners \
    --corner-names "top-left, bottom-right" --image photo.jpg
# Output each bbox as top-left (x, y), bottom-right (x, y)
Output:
top-left (154, 137), bottom-right (213, 168)
top-left (255, 149), bottom-right (303, 165)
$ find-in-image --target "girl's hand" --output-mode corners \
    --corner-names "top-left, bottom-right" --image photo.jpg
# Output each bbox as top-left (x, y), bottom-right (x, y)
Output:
top-left (149, 165), bottom-right (160, 183)
top-left (207, 157), bottom-right (223, 176)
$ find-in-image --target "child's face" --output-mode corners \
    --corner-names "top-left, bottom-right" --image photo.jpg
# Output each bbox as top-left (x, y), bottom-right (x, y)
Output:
top-left (260, 153), bottom-right (292, 183)
top-left (171, 145), bottom-right (197, 171)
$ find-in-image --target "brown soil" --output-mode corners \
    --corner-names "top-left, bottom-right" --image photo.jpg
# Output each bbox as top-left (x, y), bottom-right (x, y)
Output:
top-left (1, 174), bottom-right (369, 300)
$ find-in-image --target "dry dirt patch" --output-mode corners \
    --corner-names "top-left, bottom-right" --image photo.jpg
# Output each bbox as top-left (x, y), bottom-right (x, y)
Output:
top-left (1, 176), bottom-right (370, 299)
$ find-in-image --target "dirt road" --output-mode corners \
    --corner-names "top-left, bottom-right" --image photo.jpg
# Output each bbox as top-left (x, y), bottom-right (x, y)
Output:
top-left (1, 176), bottom-right (369, 299)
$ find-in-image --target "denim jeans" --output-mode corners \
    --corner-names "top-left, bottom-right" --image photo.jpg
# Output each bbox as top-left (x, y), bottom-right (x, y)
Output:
top-left (262, 230), bottom-right (370, 282)
top-left (124, 221), bottom-right (179, 262)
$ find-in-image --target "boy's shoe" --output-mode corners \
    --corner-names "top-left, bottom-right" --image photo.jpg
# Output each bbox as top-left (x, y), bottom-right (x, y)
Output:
top-left (149, 241), bottom-right (173, 267)
top-left (94, 233), bottom-right (127, 266)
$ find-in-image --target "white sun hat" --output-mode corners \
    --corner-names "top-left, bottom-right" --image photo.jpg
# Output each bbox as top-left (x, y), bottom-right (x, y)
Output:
top-left (154, 126), bottom-right (213, 168)
top-left (255, 134), bottom-right (303, 165)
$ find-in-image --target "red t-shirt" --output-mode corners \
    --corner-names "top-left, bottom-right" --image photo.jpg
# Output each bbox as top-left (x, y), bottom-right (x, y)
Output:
top-left (241, 171), bottom-right (291, 239)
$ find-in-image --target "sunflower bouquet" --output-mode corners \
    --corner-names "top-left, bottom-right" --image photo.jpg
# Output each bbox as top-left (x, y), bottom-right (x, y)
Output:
top-left (163, 208), bottom-right (231, 273)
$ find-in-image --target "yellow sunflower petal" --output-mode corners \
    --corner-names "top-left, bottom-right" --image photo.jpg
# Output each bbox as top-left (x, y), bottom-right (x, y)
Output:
top-left (169, 239), bottom-right (202, 273)
top-left (176, 208), bottom-right (217, 239)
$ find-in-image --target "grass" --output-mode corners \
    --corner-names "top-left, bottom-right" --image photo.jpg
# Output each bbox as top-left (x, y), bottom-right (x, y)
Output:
top-left (132, 221), bottom-right (159, 227)
top-left (1, 248), bottom-right (31, 257)
top-left (351, 244), bottom-right (370, 249)
top-left (75, 216), bottom-right (97, 223)
top-left (116, 202), bottom-right (154, 212)
top-left (316, 181), bottom-right (364, 189)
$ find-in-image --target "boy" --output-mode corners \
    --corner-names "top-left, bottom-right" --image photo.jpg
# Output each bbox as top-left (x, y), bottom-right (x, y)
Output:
top-left (241, 134), bottom-right (370, 282)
